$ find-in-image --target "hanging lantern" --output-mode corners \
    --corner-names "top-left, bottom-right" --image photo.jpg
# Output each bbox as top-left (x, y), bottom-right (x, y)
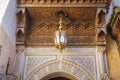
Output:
top-left (55, 17), bottom-right (67, 52)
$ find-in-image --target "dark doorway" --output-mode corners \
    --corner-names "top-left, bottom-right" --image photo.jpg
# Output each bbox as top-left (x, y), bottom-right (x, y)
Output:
top-left (49, 77), bottom-right (71, 80)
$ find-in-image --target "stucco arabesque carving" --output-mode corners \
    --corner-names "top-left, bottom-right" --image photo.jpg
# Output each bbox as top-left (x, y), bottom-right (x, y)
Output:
top-left (101, 73), bottom-right (111, 80)
top-left (16, 45), bottom-right (25, 53)
top-left (97, 46), bottom-right (106, 54)
top-left (24, 55), bottom-right (97, 80)
top-left (25, 56), bottom-right (56, 75)
top-left (64, 56), bottom-right (97, 80)
top-left (25, 59), bottom-right (94, 80)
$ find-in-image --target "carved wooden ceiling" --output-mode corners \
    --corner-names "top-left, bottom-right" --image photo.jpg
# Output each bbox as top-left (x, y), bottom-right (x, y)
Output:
top-left (16, 0), bottom-right (111, 47)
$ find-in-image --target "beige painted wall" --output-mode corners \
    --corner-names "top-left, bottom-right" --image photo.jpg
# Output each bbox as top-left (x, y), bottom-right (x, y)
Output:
top-left (107, 34), bottom-right (120, 80)
top-left (106, 0), bottom-right (120, 80)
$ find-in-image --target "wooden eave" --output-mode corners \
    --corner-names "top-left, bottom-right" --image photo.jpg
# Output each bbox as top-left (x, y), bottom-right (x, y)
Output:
top-left (17, 0), bottom-right (111, 8)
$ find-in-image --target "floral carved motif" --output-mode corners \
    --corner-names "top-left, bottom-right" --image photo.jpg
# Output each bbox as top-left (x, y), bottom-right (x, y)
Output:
top-left (24, 56), bottom-right (97, 80)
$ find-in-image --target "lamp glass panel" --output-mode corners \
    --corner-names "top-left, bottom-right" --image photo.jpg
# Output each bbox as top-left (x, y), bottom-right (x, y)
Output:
top-left (55, 30), bottom-right (67, 45)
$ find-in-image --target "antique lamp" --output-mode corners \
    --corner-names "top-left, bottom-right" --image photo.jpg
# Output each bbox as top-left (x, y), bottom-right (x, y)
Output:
top-left (55, 16), bottom-right (67, 52)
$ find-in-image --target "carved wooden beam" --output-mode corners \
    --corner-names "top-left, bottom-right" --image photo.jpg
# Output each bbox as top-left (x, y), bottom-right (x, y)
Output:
top-left (17, 0), bottom-right (111, 8)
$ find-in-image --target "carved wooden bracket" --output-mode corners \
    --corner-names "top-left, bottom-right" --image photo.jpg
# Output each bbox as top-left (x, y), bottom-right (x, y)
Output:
top-left (16, 8), bottom-right (29, 50)
top-left (98, 30), bottom-right (106, 45)
top-left (98, 10), bottom-right (106, 27)
top-left (97, 8), bottom-right (107, 46)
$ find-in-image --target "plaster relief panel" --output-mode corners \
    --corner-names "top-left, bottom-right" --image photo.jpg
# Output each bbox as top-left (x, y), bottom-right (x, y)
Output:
top-left (24, 55), bottom-right (97, 80)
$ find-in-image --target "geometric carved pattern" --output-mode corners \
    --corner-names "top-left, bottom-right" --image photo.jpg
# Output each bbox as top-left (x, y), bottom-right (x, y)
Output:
top-left (16, 8), bottom-right (28, 47)
top-left (98, 10), bottom-right (106, 27)
top-left (64, 56), bottom-right (97, 80)
top-left (97, 8), bottom-right (107, 45)
top-left (98, 30), bottom-right (106, 45)
top-left (24, 55), bottom-right (97, 80)
top-left (25, 56), bottom-right (56, 75)
top-left (17, 0), bottom-right (111, 8)
top-left (25, 7), bottom-right (97, 46)
top-left (16, 0), bottom-right (111, 47)
top-left (17, 0), bottom-right (110, 4)
top-left (25, 60), bottom-right (94, 80)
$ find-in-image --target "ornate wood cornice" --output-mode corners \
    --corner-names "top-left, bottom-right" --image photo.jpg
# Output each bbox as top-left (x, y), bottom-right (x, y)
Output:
top-left (16, 0), bottom-right (110, 47)
top-left (16, 7), bottom-right (98, 47)
top-left (17, 0), bottom-right (111, 8)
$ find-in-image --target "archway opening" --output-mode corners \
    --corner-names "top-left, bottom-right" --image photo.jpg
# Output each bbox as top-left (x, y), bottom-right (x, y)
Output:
top-left (49, 77), bottom-right (70, 80)
top-left (40, 72), bottom-right (78, 80)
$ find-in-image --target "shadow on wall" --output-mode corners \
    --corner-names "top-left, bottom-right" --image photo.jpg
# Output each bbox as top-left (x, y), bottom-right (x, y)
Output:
top-left (0, 0), bottom-right (16, 80)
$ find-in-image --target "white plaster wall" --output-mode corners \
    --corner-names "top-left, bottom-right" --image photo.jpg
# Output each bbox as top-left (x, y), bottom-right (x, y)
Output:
top-left (0, 0), bottom-right (16, 80)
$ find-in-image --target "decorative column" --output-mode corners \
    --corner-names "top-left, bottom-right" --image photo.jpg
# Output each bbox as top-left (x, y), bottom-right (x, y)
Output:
top-left (96, 8), bottom-right (111, 80)
top-left (97, 47), bottom-right (107, 73)
top-left (15, 8), bottom-right (29, 80)
top-left (96, 46), bottom-right (111, 80)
